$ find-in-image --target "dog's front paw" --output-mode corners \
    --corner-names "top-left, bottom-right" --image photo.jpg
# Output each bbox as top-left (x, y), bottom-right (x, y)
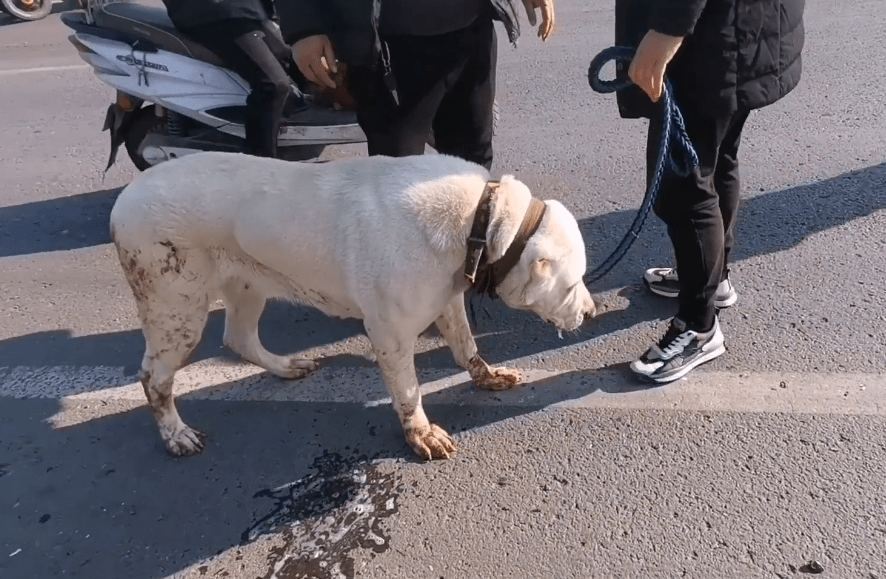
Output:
top-left (162, 425), bottom-right (205, 457)
top-left (277, 357), bottom-right (319, 380)
top-left (469, 356), bottom-right (523, 390)
top-left (405, 423), bottom-right (457, 460)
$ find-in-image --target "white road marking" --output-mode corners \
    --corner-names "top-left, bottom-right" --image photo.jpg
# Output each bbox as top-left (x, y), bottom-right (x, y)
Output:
top-left (0, 64), bottom-right (89, 76)
top-left (0, 319), bottom-right (882, 421)
top-left (1, 360), bottom-right (884, 422)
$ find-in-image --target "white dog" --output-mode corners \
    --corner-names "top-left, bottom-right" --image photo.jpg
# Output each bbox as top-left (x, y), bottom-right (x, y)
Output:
top-left (109, 152), bottom-right (595, 460)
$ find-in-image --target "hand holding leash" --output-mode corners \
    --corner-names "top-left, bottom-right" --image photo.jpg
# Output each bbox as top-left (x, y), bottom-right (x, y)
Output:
top-left (628, 30), bottom-right (684, 102)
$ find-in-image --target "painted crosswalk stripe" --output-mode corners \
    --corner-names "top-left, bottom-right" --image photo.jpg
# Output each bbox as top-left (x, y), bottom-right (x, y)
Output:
top-left (1, 361), bottom-right (883, 418)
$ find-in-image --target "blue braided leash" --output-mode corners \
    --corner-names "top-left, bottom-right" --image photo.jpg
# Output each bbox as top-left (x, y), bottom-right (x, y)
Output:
top-left (583, 46), bottom-right (700, 284)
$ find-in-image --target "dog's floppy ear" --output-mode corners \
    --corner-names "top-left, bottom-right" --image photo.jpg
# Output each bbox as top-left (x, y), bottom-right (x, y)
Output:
top-left (530, 257), bottom-right (552, 281)
top-left (521, 258), bottom-right (553, 301)
top-left (485, 175), bottom-right (532, 262)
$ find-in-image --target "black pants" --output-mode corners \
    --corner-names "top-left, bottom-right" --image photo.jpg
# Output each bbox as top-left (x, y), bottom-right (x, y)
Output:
top-left (647, 108), bottom-right (751, 331)
top-left (184, 19), bottom-right (292, 158)
top-left (352, 18), bottom-right (497, 170)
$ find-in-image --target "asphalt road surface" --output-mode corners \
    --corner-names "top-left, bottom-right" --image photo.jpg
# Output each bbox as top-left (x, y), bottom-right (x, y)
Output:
top-left (1, 1), bottom-right (885, 578)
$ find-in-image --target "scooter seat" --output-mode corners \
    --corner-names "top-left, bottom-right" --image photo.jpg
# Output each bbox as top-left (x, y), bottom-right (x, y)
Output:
top-left (93, 2), bottom-right (225, 67)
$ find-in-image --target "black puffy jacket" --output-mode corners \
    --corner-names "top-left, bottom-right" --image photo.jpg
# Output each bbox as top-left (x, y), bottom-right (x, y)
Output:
top-left (277, 0), bottom-right (522, 68)
top-left (614, 0), bottom-right (805, 119)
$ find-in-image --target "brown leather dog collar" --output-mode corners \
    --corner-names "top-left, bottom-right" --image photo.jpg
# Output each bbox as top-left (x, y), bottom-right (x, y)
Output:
top-left (464, 181), bottom-right (547, 297)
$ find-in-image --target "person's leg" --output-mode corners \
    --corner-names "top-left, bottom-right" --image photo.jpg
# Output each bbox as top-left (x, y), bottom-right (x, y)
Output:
top-left (186, 20), bottom-right (290, 158)
top-left (647, 111), bottom-right (733, 332)
top-left (644, 108), bottom-right (750, 294)
top-left (714, 110), bottom-right (751, 280)
top-left (255, 19), bottom-right (296, 70)
top-left (351, 30), bottom-right (471, 159)
top-left (431, 19), bottom-right (497, 170)
top-left (232, 29), bottom-right (292, 158)
top-left (353, 68), bottom-right (443, 158)
top-left (631, 109), bottom-right (751, 383)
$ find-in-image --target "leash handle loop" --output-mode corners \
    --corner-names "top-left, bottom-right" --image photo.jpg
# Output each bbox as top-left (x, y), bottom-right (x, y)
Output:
top-left (583, 46), bottom-right (700, 285)
top-left (587, 46), bottom-right (635, 94)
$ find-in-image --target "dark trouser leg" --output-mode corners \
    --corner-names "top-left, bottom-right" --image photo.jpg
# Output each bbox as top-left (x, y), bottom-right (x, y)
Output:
top-left (185, 19), bottom-right (291, 158)
top-left (431, 19), bottom-right (496, 170)
top-left (715, 111), bottom-right (750, 277)
top-left (647, 109), bottom-right (749, 331)
top-left (353, 58), bottom-right (450, 159)
top-left (352, 19), bottom-right (496, 168)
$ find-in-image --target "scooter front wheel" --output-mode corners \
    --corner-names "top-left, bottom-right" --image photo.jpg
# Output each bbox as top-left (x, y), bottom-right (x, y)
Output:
top-left (0, 0), bottom-right (52, 21)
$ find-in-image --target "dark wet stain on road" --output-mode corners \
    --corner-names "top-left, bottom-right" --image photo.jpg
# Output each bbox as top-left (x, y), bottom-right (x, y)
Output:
top-left (243, 452), bottom-right (403, 579)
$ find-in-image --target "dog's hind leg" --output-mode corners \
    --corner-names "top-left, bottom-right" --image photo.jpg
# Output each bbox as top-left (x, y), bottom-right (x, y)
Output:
top-left (219, 278), bottom-right (318, 379)
top-left (364, 317), bottom-right (456, 460)
top-left (118, 242), bottom-right (212, 457)
top-left (435, 295), bottom-right (523, 391)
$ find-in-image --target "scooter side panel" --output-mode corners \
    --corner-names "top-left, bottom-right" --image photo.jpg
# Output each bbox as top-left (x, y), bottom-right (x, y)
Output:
top-left (73, 32), bottom-right (366, 146)
top-left (74, 33), bottom-right (249, 125)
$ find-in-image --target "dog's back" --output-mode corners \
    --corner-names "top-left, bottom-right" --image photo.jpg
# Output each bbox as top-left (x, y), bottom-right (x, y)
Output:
top-left (110, 152), bottom-right (306, 253)
top-left (109, 151), bottom-right (490, 319)
top-left (111, 151), bottom-right (485, 251)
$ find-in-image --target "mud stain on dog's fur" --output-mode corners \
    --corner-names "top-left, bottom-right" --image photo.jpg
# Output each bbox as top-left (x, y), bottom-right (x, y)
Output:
top-left (158, 241), bottom-right (186, 275)
top-left (116, 246), bottom-right (153, 302)
top-left (242, 453), bottom-right (402, 579)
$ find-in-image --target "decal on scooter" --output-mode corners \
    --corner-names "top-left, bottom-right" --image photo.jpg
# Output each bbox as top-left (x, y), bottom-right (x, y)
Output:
top-left (115, 54), bottom-right (169, 72)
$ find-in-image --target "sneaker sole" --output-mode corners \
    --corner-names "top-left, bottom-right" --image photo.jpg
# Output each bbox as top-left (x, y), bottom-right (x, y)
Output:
top-left (643, 277), bottom-right (679, 298)
top-left (643, 279), bottom-right (738, 309)
top-left (715, 292), bottom-right (738, 308)
top-left (633, 343), bottom-right (727, 385)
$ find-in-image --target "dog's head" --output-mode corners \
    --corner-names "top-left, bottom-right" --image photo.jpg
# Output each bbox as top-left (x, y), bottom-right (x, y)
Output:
top-left (482, 176), bottom-right (596, 332)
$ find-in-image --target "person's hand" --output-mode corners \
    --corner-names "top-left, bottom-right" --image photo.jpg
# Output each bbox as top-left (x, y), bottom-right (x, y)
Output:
top-left (522, 0), bottom-right (555, 41)
top-left (628, 30), bottom-right (684, 102)
top-left (293, 34), bottom-right (338, 89)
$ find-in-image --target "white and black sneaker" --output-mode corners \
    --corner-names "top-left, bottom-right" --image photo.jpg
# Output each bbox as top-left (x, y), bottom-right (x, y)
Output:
top-left (643, 267), bottom-right (738, 308)
top-left (630, 316), bottom-right (726, 384)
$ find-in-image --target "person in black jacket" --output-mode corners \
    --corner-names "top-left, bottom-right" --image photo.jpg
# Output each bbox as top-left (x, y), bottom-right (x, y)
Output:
top-left (160, 0), bottom-right (296, 158)
top-left (616, 0), bottom-right (805, 383)
top-left (277, 0), bottom-right (555, 171)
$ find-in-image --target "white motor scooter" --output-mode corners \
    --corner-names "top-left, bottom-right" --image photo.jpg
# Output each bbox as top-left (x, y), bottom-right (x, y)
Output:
top-left (60, 0), bottom-right (366, 171)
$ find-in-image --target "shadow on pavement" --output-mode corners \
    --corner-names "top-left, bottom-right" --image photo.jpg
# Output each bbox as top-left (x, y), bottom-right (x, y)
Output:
top-left (0, 187), bottom-right (122, 258)
top-left (0, 299), bottom-right (368, 381)
top-left (0, 362), bottom-right (636, 579)
top-left (580, 161), bottom-right (886, 295)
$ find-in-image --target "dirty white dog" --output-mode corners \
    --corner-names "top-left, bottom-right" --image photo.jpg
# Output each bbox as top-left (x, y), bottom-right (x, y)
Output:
top-left (110, 152), bottom-right (595, 460)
